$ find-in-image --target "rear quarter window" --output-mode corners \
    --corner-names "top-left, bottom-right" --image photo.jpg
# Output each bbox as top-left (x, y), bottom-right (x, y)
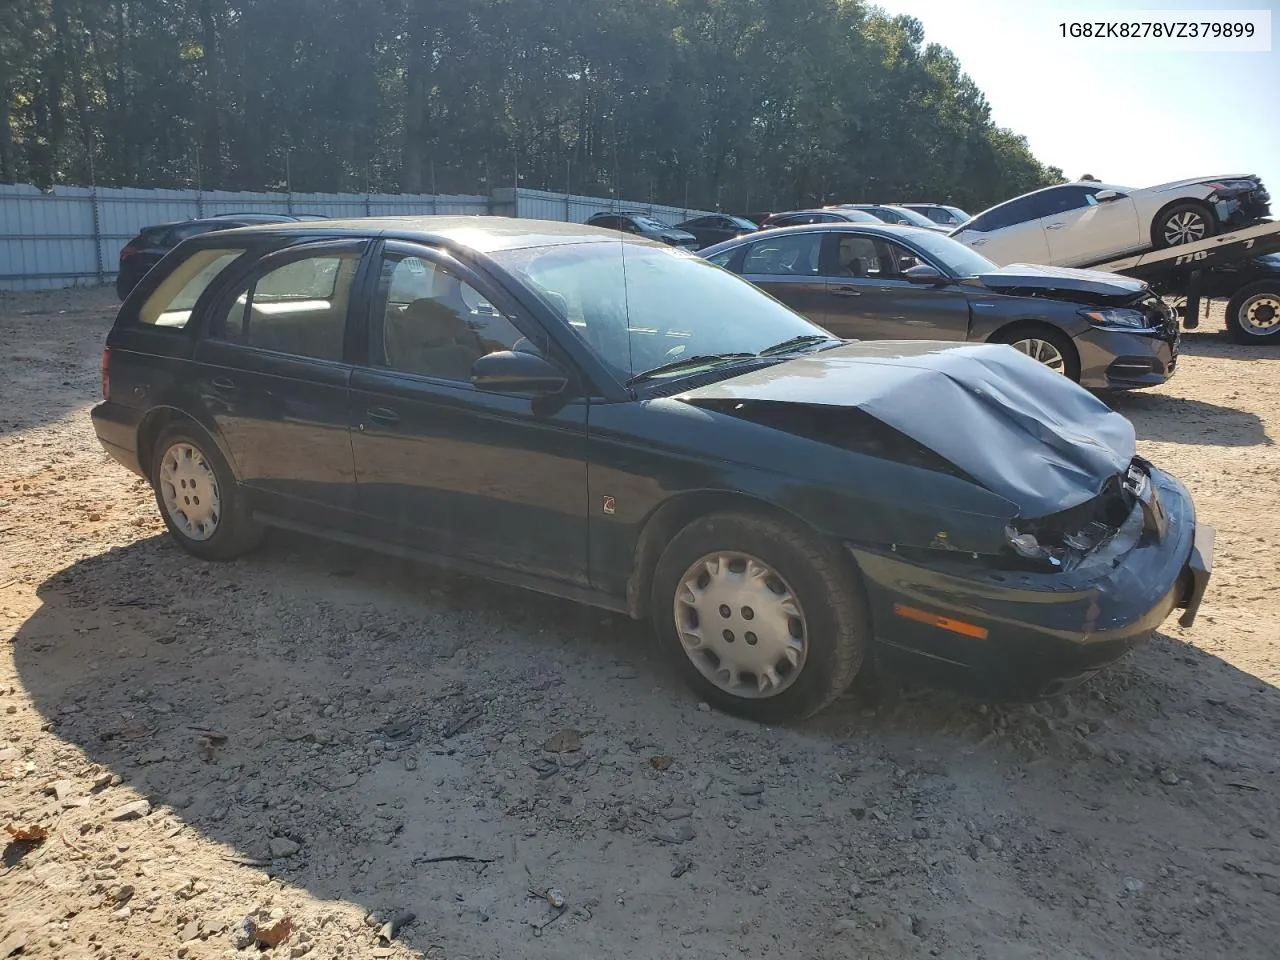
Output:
top-left (137, 248), bottom-right (247, 329)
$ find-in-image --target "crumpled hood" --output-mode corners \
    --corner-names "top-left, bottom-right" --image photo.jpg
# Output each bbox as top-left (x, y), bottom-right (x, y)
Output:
top-left (971, 262), bottom-right (1148, 299)
top-left (677, 341), bottom-right (1136, 518)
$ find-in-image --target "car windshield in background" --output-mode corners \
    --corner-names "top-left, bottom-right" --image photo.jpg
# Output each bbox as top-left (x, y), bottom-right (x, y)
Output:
top-left (491, 242), bottom-right (825, 382)
top-left (905, 230), bottom-right (999, 278)
top-left (728, 216), bottom-right (758, 230)
top-left (942, 205), bottom-right (970, 222)
top-left (635, 216), bottom-right (673, 231)
top-left (885, 206), bottom-right (943, 228)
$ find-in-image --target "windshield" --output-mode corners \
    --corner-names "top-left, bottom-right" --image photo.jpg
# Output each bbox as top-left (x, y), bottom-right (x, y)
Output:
top-left (634, 216), bottom-right (672, 232)
top-left (728, 216), bottom-right (758, 230)
top-left (942, 205), bottom-right (970, 222)
top-left (490, 242), bottom-right (826, 382)
top-left (903, 230), bottom-right (999, 277)
top-left (881, 206), bottom-right (942, 228)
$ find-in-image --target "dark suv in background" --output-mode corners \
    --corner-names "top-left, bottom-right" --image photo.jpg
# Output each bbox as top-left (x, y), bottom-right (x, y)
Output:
top-left (583, 212), bottom-right (698, 248)
top-left (116, 213), bottom-right (326, 299)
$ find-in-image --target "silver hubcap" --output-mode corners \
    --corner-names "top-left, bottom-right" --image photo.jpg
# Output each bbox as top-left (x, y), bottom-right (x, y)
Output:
top-left (1238, 294), bottom-right (1280, 336)
top-left (1163, 210), bottom-right (1207, 245)
top-left (159, 442), bottom-right (221, 541)
top-left (1011, 338), bottom-right (1066, 373)
top-left (673, 551), bottom-right (807, 699)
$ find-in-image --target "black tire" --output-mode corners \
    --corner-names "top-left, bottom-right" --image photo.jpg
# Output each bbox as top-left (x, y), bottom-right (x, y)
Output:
top-left (1224, 281), bottom-right (1280, 345)
top-left (990, 323), bottom-right (1081, 382)
top-left (149, 423), bottom-right (264, 561)
top-left (1151, 201), bottom-right (1218, 249)
top-left (650, 510), bottom-right (870, 722)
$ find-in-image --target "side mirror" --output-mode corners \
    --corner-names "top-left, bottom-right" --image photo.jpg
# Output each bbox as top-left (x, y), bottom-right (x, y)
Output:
top-left (470, 350), bottom-right (568, 395)
top-left (903, 263), bottom-right (946, 284)
top-left (1094, 189), bottom-right (1123, 202)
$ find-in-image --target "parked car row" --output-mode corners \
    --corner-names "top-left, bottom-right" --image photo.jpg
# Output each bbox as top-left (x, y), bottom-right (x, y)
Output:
top-left (93, 215), bottom-right (1213, 723)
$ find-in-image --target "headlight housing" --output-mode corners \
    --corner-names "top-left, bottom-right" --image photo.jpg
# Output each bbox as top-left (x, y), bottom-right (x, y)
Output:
top-left (1079, 307), bottom-right (1152, 330)
top-left (1207, 179), bottom-right (1257, 196)
top-left (1005, 525), bottom-right (1065, 568)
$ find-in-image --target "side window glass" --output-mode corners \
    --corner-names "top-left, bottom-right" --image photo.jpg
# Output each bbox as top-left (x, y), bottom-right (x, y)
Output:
top-left (216, 252), bottom-right (359, 361)
top-left (138, 247), bottom-right (246, 328)
top-left (833, 235), bottom-right (885, 278)
top-left (741, 233), bottom-right (822, 276)
top-left (1040, 187), bottom-right (1093, 217)
top-left (881, 241), bottom-right (924, 277)
top-left (373, 254), bottom-right (530, 382)
top-left (706, 249), bottom-right (736, 269)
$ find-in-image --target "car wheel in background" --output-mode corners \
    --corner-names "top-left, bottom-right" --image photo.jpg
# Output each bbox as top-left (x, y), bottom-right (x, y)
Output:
top-left (1152, 202), bottom-right (1217, 249)
top-left (650, 510), bottom-right (869, 722)
top-left (1224, 281), bottom-right (1280, 345)
top-left (991, 324), bottom-right (1081, 382)
top-left (149, 423), bottom-right (264, 561)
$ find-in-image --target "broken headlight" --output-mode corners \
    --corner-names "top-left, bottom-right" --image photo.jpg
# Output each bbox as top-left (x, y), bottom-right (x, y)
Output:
top-left (1004, 525), bottom-right (1065, 568)
top-left (1079, 307), bottom-right (1152, 330)
top-left (1207, 179), bottom-right (1257, 196)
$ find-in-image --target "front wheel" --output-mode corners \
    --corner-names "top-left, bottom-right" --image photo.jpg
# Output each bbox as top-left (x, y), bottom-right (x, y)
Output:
top-left (1152, 202), bottom-right (1217, 249)
top-left (149, 424), bottom-right (264, 561)
top-left (991, 324), bottom-right (1081, 382)
top-left (650, 511), bottom-right (870, 722)
top-left (1224, 281), bottom-right (1280, 345)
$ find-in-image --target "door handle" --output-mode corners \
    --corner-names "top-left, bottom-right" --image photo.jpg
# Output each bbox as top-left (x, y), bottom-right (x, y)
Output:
top-left (830, 286), bottom-right (862, 297)
top-left (210, 377), bottom-right (236, 391)
top-left (366, 407), bottom-right (400, 424)
top-left (1046, 222), bottom-right (1065, 230)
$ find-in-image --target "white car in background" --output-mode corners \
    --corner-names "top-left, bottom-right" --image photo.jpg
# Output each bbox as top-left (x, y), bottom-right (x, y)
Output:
top-left (950, 176), bottom-right (1270, 268)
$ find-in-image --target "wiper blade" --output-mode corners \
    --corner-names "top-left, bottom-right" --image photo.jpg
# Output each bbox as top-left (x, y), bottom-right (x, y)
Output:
top-left (757, 334), bottom-right (837, 356)
top-left (626, 352), bottom-right (757, 386)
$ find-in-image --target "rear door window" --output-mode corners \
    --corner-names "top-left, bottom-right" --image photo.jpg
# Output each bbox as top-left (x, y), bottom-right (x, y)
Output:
top-left (137, 247), bottom-right (247, 328)
top-left (741, 232), bottom-right (823, 275)
top-left (216, 248), bottom-right (365, 361)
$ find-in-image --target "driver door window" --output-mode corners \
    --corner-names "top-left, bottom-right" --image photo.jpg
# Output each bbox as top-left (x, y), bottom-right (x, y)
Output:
top-left (372, 253), bottom-right (529, 383)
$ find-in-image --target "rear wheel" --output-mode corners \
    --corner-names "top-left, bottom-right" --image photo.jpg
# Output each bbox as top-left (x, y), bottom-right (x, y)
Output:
top-left (149, 424), bottom-right (264, 561)
top-left (991, 324), bottom-right (1081, 382)
top-left (650, 511), bottom-right (869, 722)
top-left (1152, 202), bottom-right (1217, 249)
top-left (1224, 281), bottom-right (1280, 345)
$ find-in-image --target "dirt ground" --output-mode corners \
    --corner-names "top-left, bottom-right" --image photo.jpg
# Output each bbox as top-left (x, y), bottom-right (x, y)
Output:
top-left (1, 285), bottom-right (1278, 960)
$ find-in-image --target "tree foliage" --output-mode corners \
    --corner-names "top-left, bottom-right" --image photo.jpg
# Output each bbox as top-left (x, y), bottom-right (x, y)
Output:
top-left (2, 0), bottom-right (1064, 210)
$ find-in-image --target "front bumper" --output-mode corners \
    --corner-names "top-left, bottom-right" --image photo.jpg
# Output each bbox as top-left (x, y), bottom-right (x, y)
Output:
top-left (1075, 325), bottom-right (1178, 390)
top-left (848, 465), bottom-right (1213, 699)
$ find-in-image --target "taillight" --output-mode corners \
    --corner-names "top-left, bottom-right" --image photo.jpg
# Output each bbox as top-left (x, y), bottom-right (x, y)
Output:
top-left (101, 348), bottom-right (111, 401)
top-left (119, 243), bottom-right (140, 264)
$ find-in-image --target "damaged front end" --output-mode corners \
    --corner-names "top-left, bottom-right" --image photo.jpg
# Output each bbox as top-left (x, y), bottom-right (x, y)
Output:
top-left (675, 340), bottom-right (1212, 697)
top-left (1207, 176), bottom-right (1271, 224)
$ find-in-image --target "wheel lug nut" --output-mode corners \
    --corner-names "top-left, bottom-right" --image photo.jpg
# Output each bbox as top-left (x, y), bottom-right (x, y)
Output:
top-left (745, 632), bottom-right (758, 645)
top-left (719, 605), bottom-right (731, 618)
top-left (723, 630), bottom-right (735, 643)
top-left (741, 607), bottom-right (754, 620)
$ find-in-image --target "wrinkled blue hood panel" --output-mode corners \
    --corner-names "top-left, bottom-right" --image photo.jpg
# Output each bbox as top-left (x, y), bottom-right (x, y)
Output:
top-left (677, 340), bottom-right (1136, 519)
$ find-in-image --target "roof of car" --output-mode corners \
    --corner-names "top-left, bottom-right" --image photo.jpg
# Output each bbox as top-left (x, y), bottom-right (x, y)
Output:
top-left (207, 215), bottom-right (663, 253)
top-left (707, 222), bottom-right (946, 249)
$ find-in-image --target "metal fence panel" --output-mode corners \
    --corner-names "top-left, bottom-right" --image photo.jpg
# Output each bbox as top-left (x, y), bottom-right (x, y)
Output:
top-left (2, 183), bottom-right (717, 291)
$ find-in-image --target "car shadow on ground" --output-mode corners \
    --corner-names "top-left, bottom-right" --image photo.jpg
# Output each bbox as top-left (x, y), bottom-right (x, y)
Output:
top-left (1104, 390), bottom-right (1272, 446)
top-left (11, 531), bottom-right (1280, 957)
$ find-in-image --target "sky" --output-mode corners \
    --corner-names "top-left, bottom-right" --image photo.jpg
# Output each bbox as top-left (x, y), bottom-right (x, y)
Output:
top-left (869, 0), bottom-right (1279, 199)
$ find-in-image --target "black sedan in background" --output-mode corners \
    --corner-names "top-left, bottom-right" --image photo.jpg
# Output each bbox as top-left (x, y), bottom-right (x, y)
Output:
top-left (93, 217), bottom-right (1210, 721)
top-left (898, 203), bottom-right (972, 227)
top-left (116, 213), bottom-right (325, 299)
top-left (673, 214), bottom-right (759, 248)
top-left (584, 211), bottom-right (698, 248)
top-left (700, 223), bottom-right (1181, 389)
